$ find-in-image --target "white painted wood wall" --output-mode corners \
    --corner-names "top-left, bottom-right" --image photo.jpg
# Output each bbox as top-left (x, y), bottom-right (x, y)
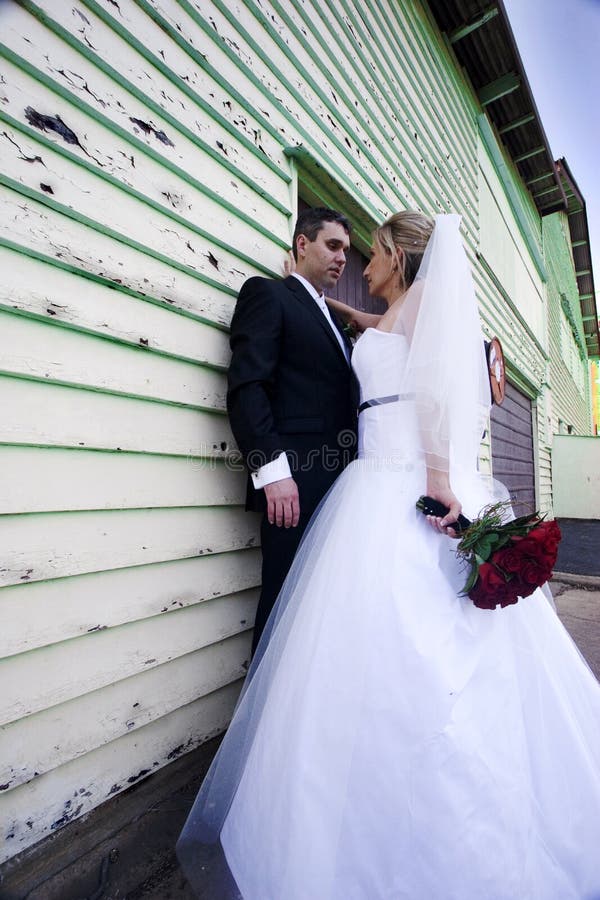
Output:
top-left (0, 0), bottom-right (586, 859)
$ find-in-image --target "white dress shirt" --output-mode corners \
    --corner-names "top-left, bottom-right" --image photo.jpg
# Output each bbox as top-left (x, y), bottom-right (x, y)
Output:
top-left (251, 273), bottom-right (349, 490)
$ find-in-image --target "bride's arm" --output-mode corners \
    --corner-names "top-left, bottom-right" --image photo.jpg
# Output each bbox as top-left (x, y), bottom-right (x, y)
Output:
top-left (283, 250), bottom-right (381, 333)
top-left (325, 297), bottom-right (381, 333)
top-left (424, 468), bottom-right (462, 536)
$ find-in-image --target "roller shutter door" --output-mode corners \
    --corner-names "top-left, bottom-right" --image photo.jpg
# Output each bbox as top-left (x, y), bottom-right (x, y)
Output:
top-left (490, 382), bottom-right (536, 515)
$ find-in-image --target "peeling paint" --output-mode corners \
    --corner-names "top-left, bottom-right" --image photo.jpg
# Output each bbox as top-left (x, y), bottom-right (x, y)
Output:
top-left (72, 8), bottom-right (91, 26)
top-left (127, 768), bottom-right (150, 784)
top-left (25, 107), bottom-right (81, 147)
top-left (51, 798), bottom-right (83, 830)
top-left (129, 117), bottom-right (174, 147)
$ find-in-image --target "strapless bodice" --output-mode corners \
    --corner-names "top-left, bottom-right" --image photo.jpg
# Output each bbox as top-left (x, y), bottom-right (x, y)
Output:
top-left (351, 328), bottom-right (421, 463)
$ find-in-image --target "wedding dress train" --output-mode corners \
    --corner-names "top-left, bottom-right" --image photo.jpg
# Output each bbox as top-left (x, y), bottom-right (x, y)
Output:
top-left (178, 327), bottom-right (600, 900)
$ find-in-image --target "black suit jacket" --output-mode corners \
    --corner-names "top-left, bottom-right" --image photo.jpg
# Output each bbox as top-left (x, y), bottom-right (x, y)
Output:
top-left (227, 275), bottom-right (359, 514)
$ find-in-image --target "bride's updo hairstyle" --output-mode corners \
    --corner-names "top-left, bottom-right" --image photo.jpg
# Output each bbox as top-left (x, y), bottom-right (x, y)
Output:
top-left (374, 210), bottom-right (435, 295)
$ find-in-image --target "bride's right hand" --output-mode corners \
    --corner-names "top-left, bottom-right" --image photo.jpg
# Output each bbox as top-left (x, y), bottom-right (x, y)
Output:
top-left (425, 471), bottom-right (462, 538)
top-left (349, 308), bottom-right (379, 334)
top-left (283, 250), bottom-right (296, 276)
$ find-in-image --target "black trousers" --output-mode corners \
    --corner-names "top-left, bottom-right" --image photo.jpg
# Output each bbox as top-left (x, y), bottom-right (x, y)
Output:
top-left (251, 512), bottom-right (312, 655)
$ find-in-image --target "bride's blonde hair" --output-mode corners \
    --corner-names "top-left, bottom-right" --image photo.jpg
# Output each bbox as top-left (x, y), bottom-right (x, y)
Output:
top-left (374, 210), bottom-right (435, 294)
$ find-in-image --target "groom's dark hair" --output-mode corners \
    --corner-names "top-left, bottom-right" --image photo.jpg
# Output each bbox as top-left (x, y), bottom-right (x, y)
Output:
top-left (292, 207), bottom-right (351, 261)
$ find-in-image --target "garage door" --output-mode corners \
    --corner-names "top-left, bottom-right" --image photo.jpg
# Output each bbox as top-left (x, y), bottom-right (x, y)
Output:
top-left (490, 382), bottom-right (536, 515)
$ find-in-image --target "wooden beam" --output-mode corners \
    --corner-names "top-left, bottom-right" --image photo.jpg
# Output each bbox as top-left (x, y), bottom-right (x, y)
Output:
top-left (499, 113), bottom-right (536, 134)
top-left (449, 5), bottom-right (499, 43)
top-left (513, 146), bottom-right (546, 163)
top-left (533, 185), bottom-right (561, 199)
top-left (526, 172), bottom-right (553, 186)
top-left (478, 73), bottom-right (521, 105)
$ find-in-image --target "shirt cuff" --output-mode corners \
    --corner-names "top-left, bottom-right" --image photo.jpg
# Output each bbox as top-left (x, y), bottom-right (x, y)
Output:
top-left (251, 452), bottom-right (292, 489)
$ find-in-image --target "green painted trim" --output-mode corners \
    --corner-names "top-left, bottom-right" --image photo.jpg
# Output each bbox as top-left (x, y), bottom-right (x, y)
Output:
top-left (449, 6), bottom-right (499, 43)
top-left (0, 302), bottom-right (228, 373)
top-left (504, 358), bottom-right (540, 399)
top-left (478, 115), bottom-right (546, 281)
top-left (478, 73), bottom-right (521, 107)
top-left (374, 0), bottom-right (480, 164)
top-left (12, 0), bottom-right (291, 211)
top-left (76, 0), bottom-right (289, 185)
top-left (513, 147), bottom-right (546, 164)
top-left (0, 236), bottom-right (234, 330)
top-left (131, 0), bottom-right (386, 224)
top-left (0, 503), bottom-right (243, 519)
top-left (289, 0), bottom-right (479, 223)
top-left (175, 0), bottom-right (393, 218)
top-left (0, 49), bottom-right (287, 238)
top-left (560, 293), bottom-right (587, 360)
top-left (285, 147), bottom-right (376, 253)
top-left (477, 253), bottom-right (549, 360)
top-left (0, 441), bottom-right (238, 463)
top-left (0, 545), bottom-right (258, 591)
top-left (0, 369), bottom-right (228, 414)
top-left (0, 506), bottom-right (242, 522)
top-left (499, 114), bottom-right (536, 134)
top-left (0, 173), bottom-right (273, 291)
top-left (131, 0), bottom-right (284, 147)
top-left (0, 110), bottom-right (286, 270)
top-left (253, 0), bottom-right (472, 222)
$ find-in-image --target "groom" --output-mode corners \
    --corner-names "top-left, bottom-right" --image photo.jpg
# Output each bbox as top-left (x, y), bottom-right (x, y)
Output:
top-left (227, 207), bottom-right (359, 652)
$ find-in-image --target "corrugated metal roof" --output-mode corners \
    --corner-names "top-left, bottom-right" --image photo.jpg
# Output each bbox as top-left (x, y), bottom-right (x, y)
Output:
top-left (426, 0), bottom-right (567, 217)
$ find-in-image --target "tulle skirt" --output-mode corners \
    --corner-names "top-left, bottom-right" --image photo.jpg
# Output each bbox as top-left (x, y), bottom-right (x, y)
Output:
top-left (178, 457), bottom-right (600, 900)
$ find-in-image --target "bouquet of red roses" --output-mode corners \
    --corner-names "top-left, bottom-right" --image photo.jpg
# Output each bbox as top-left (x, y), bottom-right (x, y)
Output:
top-left (416, 496), bottom-right (561, 610)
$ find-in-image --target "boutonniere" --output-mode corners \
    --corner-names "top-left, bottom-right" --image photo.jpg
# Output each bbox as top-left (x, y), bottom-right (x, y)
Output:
top-left (343, 321), bottom-right (358, 345)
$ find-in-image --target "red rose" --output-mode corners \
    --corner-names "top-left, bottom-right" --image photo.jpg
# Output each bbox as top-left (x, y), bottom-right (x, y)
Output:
top-left (469, 580), bottom-right (498, 609)
top-left (499, 587), bottom-right (521, 608)
top-left (493, 543), bottom-right (524, 574)
top-left (513, 533), bottom-right (554, 569)
top-left (469, 562), bottom-right (514, 609)
top-left (478, 562), bottom-right (507, 592)
top-left (520, 560), bottom-right (546, 585)
top-left (510, 576), bottom-right (539, 600)
top-left (450, 505), bottom-right (561, 611)
top-left (537, 520), bottom-right (561, 557)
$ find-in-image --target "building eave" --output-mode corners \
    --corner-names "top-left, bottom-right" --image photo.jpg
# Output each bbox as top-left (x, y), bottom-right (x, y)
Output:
top-left (426, 0), bottom-right (567, 217)
top-left (556, 158), bottom-right (600, 359)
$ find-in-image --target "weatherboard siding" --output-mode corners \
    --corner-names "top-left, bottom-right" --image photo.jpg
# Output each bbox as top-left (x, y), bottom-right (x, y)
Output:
top-left (0, 0), bottom-right (571, 859)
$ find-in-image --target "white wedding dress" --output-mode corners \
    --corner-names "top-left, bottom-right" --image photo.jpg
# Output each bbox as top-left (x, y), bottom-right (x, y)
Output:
top-left (178, 327), bottom-right (600, 900)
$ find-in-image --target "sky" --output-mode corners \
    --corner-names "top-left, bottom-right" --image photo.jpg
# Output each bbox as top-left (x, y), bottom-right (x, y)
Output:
top-left (502, 0), bottom-right (600, 307)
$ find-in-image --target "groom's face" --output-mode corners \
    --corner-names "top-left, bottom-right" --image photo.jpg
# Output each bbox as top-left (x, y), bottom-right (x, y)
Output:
top-left (296, 222), bottom-right (350, 293)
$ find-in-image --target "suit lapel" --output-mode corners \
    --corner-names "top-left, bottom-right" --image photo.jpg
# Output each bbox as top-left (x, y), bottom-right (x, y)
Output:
top-left (283, 276), bottom-right (351, 365)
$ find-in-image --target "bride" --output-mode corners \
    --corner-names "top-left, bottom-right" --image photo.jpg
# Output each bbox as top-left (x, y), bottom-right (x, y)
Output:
top-left (177, 212), bottom-right (600, 899)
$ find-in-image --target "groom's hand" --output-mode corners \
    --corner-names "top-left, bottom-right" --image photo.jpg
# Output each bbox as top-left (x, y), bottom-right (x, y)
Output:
top-left (264, 478), bottom-right (300, 528)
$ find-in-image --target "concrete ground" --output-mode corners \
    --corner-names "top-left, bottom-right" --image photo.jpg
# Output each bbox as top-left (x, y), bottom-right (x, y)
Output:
top-left (551, 578), bottom-right (600, 679)
top-left (3, 575), bottom-right (599, 900)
